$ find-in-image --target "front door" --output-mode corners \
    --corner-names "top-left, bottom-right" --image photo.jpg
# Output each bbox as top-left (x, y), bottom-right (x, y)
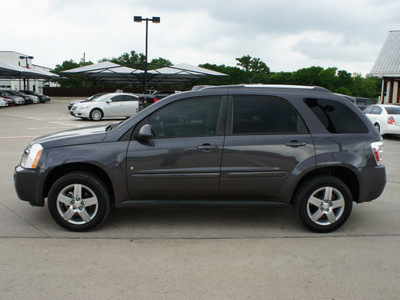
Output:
top-left (127, 96), bottom-right (226, 199)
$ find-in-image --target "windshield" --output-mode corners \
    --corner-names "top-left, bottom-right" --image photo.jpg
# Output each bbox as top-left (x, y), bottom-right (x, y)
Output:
top-left (93, 94), bottom-right (111, 102)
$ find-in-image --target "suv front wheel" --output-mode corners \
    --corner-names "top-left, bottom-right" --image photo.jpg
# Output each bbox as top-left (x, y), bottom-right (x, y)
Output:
top-left (48, 172), bottom-right (111, 231)
top-left (294, 176), bottom-right (353, 233)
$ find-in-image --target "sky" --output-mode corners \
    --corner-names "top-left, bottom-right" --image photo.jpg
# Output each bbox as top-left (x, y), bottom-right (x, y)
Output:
top-left (1, 0), bottom-right (400, 75)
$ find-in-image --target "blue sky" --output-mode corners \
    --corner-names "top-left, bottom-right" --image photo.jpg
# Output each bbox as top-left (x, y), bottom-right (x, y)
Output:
top-left (2, 0), bottom-right (400, 74)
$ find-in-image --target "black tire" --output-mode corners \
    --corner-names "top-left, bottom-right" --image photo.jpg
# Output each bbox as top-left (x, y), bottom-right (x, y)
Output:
top-left (90, 108), bottom-right (103, 121)
top-left (294, 176), bottom-right (353, 233)
top-left (47, 172), bottom-right (111, 231)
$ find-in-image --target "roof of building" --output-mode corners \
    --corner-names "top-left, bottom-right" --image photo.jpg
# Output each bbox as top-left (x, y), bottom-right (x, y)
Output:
top-left (370, 30), bottom-right (400, 77)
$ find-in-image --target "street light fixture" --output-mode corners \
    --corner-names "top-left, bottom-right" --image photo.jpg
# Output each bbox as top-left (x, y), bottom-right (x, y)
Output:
top-left (134, 16), bottom-right (160, 94)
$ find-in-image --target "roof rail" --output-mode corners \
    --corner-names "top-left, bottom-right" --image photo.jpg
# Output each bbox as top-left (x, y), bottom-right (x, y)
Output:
top-left (202, 84), bottom-right (330, 92)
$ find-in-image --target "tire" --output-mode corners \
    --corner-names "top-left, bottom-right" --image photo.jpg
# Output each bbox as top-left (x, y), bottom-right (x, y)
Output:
top-left (90, 108), bottom-right (103, 121)
top-left (48, 172), bottom-right (111, 231)
top-left (294, 176), bottom-right (353, 233)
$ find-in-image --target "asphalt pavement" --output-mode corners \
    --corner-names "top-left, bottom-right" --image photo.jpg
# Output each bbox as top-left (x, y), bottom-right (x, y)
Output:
top-left (0, 100), bottom-right (399, 299)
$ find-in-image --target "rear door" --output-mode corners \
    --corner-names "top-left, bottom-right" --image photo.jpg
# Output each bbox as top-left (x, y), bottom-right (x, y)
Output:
top-left (220, 95), bottom-right (315, 202)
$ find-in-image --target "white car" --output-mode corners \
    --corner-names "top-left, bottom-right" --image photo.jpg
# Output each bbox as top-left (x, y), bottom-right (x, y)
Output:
top-left (71, 93), bottom-right (139, 121)
top-left (364, 104), bottom-right (400, 135)
top-left (0, 97), bottom-right (8, 107)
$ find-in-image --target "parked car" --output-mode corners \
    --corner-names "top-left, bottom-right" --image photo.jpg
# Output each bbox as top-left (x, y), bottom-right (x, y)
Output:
top-left (20, 90), bottom-right (51, 103)
top-left (354, 97), bottom-right (376, 110)
top-left (0, 95), bottom-right (15, 106)
top-left (364, 104), bottom-right (400, 135)
top-left (0, 90), bottom-right (25, 105)
top-left (335, 94), bottom-right (376, 110)
top-left (67, 92), bottom-right (109, 110)
top-left (138, 90), bottom-right (179, 111)
top-left (15, 85), bottom-right (386, 232)
top-left (11, 91), bottom-right (34, 104)
top-left (0, 97), bottom-right (8, 107)
top-left (70, 93), bottom-right (139, 121)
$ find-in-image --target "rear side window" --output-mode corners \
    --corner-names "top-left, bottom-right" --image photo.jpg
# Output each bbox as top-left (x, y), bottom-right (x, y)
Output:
top-left (385, 107), bottom-right (400, 114)
top-left (304, 98), bottom-right (368, 133)
top-left (232, 96), bottom-right (308, 134)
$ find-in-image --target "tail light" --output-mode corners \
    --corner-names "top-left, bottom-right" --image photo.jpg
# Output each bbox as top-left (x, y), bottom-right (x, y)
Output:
top-left (371, 141), bottom-right (384, 165)
top-left (387, 116), bottom-right (395, 125)
top-left (154, 98), bottom-right (160, 103)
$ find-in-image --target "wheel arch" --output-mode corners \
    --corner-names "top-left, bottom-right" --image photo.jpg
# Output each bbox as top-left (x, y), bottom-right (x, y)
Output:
top-left (43, 163), bottom-right (114, 203)
top-left (290, 166), bottom-right (360, 205)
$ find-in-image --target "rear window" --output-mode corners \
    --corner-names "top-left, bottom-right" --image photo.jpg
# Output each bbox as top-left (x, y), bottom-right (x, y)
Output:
top-left (385, 107), bottom-right (400, 114)
top-left (304, 98), bottom-right (368, 133)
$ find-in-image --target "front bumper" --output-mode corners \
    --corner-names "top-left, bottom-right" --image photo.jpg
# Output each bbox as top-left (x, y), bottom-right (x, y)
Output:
top-left (14, 166), bottom-right (44, 207)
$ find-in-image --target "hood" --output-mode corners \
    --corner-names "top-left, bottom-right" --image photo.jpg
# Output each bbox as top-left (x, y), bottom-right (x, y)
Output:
top-left (32, 125), bottom-right (108, 149)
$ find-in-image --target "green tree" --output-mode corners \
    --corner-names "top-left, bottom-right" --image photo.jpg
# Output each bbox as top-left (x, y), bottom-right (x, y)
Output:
top-left (53, 59), bottom-right (94, 87)
top-left (236, 55), bottom-right (270, 83)
top-left (150, 57), bottom-right (173, 69)
top-left (100, 50), bottom-right (146, 66)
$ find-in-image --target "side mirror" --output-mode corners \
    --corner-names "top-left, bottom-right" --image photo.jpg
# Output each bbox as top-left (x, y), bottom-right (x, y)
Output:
top-left (106, 99), bottom-right (112, 103)
top-left (135, 124), bottom-right (153, 139)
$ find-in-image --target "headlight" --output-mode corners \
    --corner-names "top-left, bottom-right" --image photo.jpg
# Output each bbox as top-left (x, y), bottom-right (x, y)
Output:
top-left (21, 144), bottom-right (43, 168)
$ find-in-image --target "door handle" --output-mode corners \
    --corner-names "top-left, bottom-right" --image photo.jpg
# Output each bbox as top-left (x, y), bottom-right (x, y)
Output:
top-left (285, 141), bottom-right (307, 147)
top-left (197, 144), bottom-right (219, 151)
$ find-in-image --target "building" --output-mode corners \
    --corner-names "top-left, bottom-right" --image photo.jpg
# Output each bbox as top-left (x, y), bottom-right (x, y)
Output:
top-left (0, 51), bottom-right (58, 93)
top-left (370, 30), bottom-right (400, 104)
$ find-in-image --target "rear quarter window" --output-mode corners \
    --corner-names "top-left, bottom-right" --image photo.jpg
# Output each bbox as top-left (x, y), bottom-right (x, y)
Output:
top-left (385, 107), bottom-right (400, 114)
top-left (304, 98), bottom-right (368, 134)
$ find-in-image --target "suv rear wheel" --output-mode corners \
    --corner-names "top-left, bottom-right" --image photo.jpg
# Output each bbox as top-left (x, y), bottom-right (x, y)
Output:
top-left (48, 172), bottom-right (111, 231)
top-left (294, 176), bottom-right (353, 232)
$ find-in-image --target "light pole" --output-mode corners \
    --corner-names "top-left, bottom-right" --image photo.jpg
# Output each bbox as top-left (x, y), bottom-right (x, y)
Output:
top-left (134, 16), bottom-right (160, 94)
top-left (19, 55), bottom-right (34, 90)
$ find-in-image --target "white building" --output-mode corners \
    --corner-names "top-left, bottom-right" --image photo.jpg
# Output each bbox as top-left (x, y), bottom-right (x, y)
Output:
top-left (370, 30), bottom-right (400, 104)
top-left (0, 51), bottom-right (58, 93)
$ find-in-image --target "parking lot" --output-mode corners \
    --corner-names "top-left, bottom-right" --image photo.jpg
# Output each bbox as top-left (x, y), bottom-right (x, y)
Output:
top-left (1, 99), bottom-right (400, 299)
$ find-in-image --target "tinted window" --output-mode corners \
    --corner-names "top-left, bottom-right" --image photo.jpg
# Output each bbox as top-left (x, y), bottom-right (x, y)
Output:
top-left (371, 106), bottom-right (382, 114)
top-left (305, 98), bottom-right (368, 133)
top-left (148, 97), bottom-right (221, 138)
top-left (111, 95), bottom-right (125, 102)
top-left (363, 106), bottom-right (373, 114)
top-left (232, 96), bottom-right (308, 134)
top-left (385, 107), bottom-right (400, 114)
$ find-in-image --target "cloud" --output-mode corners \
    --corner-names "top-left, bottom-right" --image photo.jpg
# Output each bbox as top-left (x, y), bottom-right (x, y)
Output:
top-left (2, 0), bottom-right (400, 74)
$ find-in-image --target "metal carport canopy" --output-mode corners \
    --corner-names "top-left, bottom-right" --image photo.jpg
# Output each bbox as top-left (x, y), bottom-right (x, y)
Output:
top-left (0, 61), bottom-right (59, 79)
top-left (61, 61), bottom-right (228, 85)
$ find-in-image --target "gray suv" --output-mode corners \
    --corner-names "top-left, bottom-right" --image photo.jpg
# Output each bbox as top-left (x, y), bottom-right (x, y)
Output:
top-left (14, 85), bottom-right (386, 232)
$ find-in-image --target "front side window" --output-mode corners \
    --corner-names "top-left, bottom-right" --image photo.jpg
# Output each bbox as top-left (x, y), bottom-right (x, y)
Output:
top-left (304, 98), bottom-right (368, 133)
top-left (232, 96), bottom-right (308, 134)
top-left (148, 97), bottom-right (221, 138)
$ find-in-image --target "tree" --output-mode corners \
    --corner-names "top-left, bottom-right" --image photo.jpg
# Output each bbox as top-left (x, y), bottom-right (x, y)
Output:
top-left (149, 57), bottom-right (173, 69)
top-left (52, 59), bottom-right (94, 87)
top-left (100, 50), bottom-right (146, 66)
top-left (236, 55), bottom-right (270, 83)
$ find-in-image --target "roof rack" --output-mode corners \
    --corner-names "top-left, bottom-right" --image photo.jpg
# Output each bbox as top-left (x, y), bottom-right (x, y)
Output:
top-left (202, 84), bottom-right (330, 92)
